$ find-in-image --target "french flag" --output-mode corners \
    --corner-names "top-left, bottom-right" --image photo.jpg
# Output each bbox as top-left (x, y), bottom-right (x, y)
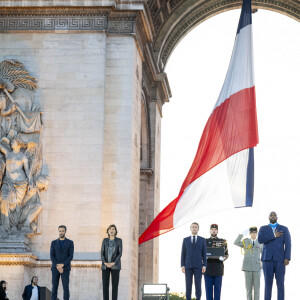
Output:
top-left (139, 0), bottom-right (258, 244)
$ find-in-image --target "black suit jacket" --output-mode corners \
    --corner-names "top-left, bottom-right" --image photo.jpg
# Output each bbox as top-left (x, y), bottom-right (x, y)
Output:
top-left (22, 284), bottom-right (41, 300)
top-left (101, 237), bottom-right (122, 270)
top-left (181, 236), bottom-right (207, 269)
top-left (0, 290), bottom-right (8, 300)
top-left (50, 238), bottom-right (74, 271)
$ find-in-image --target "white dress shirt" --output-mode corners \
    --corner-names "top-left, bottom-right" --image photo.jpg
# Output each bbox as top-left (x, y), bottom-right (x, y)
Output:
top-left (191, 235), bottom-right (197, 243)
top-left (30, 286), bottom-right (38, 300)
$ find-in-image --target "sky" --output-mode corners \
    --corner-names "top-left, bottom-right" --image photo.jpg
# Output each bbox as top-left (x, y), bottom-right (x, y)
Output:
top-left (158, 8), bottom-right (300, 299)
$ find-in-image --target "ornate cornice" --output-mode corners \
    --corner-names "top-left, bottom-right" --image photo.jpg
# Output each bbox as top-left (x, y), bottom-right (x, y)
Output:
top-left (0, 262), bottom-right (102, 268)
top-left (0, 7), bottom-right (137, 33)
top-left (0, 16), bottom-right (108, 31)
top-left (36, 263), bottom-right (102, 268)
top-left (0, 261), bottom-right (35, 266)
top-left (0, 7), bottom-right (111, 16)
top-left (0, 254), bottom-right (38, 259)
top-left (0, 253), bottom-right (101, 268)
top-left (0, 253), bottom-right (38, 266)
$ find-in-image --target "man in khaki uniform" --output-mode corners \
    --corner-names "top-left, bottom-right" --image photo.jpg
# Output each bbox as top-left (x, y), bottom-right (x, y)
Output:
top-left (234, 226), bottom-right (262, 300)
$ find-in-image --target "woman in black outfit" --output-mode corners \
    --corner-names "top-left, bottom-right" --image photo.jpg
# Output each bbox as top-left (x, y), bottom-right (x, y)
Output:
top-left (0, 281), bottom-right (9, 300)
top-left (101, 224), bottom-right (122, 300)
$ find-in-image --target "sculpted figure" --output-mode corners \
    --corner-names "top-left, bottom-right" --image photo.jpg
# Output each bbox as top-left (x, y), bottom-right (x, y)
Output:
top-left (0, 59), bottom-right (49, 242)
top-left (21, 140), bottom-right (49, 232)
top-left (0, 136), bottom-right (30, 230)
top-left (0, 92), bottom-right (17, 138)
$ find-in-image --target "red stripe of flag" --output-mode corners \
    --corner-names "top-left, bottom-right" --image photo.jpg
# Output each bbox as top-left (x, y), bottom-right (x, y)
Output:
top-left (139, 86), bottom-right (258, 244)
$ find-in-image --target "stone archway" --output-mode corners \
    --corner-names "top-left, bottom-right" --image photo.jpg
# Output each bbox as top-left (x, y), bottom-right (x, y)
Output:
top-left (144, 0), bottom-right (300, 70)
top-left (138, 0), bottom-right (300, 297)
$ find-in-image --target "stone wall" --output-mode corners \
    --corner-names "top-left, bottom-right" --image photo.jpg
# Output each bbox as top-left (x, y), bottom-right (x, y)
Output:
top-left (0, 31), bottom-right (107, 253)
top-left (0, 30), bottom-right (143, 299)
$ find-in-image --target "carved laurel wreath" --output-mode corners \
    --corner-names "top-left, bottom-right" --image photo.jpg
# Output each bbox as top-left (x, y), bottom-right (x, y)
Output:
top-left (0, 59), bottom-right (37, 91)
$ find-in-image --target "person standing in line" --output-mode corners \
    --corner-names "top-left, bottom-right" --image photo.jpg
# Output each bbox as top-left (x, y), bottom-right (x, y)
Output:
top-left (101, 224), bottom-right (122, 300)
top-left (181, 222), bottom-right (207, 300)
top-left (258, 212), bottom-right (291, 300)
top-left (204, 224), bottom-right (228, 300)
top-left (0, 281), bottom-right (9, 300)
top-left (50, 225), bottom-right (74, 300)
top-left (22, 276), bottom-right (41, 300)
top-left (234, 226), bottom-right (263, 300)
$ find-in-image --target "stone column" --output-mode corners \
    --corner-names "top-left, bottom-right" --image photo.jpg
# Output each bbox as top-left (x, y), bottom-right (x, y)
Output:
top-left (138, 96), bottom-right (161, 298)
top-left (101, 35), bottom-right (143, 299)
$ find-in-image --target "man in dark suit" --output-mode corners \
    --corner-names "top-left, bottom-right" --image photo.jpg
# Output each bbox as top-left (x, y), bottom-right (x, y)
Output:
top-left (22, 276), bottom-right (41, 300)
top-left (258, 212), bottom-right (291, 300)
top-left (50, 225), bottom-right (74, 300)
top-left (181, 222), bottom-right (207, 300)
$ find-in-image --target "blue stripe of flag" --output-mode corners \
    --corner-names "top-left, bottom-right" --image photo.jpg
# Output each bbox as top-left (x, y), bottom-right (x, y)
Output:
top-left (237, 0), bottom-right (252, 34)
top-left (245, 147), bottom-right (254, 206)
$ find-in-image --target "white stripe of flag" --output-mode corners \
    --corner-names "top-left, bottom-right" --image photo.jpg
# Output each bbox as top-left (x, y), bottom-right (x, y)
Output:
top-left (139, 0), bottom-right (258, 244)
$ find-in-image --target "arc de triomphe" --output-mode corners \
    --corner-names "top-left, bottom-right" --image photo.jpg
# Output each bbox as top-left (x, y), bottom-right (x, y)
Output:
top-left (0, 1), bottom-right (299, 299)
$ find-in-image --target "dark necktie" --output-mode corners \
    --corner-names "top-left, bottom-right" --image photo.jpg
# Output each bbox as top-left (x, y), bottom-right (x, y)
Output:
top-left (193, 236), bottom-right (196, 245)
top-left (253, 241), bottom-right (255, 247)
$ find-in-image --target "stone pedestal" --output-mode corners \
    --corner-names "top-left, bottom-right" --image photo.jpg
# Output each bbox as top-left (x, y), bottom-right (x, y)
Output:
top-left (0, 236), bottom-right (31, 253)
top-left (0, 254), bottom-right (37, 298)
top-left (0, 253), bottom-right (101, 300)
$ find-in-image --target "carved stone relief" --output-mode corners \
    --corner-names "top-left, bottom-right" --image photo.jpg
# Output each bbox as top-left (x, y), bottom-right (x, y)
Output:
top-left (169, 0), bottom-right (183, 10)
top-left (0, 60), bottom-right (49, 245)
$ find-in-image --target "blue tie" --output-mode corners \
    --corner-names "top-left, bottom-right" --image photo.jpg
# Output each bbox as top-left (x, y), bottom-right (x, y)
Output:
top-left (193, 236), bottom-right (196, 245)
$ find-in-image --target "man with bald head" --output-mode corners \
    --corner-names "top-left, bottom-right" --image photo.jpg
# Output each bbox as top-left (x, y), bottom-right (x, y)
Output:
top-left (258, 212), bottom-right (291, 300)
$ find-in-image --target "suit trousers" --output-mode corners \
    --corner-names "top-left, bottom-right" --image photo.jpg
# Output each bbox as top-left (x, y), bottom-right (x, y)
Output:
top-left (102, 268), bottom-right (120, 300)
top-left (185, 268), bottom-right (203, 300)
top-left (204, 275), bottom-right (222, 300)
top-left (263, 261), bottom-right (285, 300)
top-left (244, 271), bottom-right (260, 300)
top-left (51, 268), bottom-right (70, 300)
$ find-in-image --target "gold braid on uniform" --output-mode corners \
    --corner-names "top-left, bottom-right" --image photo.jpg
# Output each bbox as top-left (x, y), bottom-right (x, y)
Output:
top-left (241, 240), bottom-right (253, 255)
top-left (224, 240), bottom-right (228, 254)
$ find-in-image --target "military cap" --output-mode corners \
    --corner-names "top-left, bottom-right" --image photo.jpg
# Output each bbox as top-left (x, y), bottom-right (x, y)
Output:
top-left (210, 224), bottom-right (218, 230)
top-left (249, 226), bottom-right (257, 233)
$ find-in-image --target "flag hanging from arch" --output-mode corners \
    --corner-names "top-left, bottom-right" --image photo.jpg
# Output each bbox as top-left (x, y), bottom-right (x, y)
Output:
top-left (139, 0), bottom-right (258, 244)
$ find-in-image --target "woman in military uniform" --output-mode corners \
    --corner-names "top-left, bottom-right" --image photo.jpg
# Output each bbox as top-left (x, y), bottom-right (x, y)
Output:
top-left (234, 226), bottom-right (263, 300)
